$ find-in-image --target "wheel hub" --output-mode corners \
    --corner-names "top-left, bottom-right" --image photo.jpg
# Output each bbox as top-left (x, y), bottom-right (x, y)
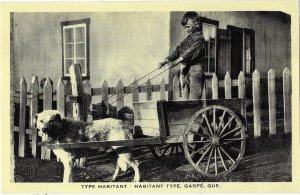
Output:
top-left (211, 136), bottom-right (220, 146)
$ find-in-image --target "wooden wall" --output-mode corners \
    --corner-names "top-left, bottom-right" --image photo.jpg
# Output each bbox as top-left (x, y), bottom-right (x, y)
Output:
top-left (12, 12), bottom-right (170, 91)
top-left (168, 12), bottom-right (291, 99)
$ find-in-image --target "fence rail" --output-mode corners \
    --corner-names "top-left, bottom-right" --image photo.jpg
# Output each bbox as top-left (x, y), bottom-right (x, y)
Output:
top-left (13, 67), bottom-right (292, 160)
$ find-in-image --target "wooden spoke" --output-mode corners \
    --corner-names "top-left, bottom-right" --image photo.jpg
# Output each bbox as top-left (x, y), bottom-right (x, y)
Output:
top-left (205, 147), bottom-right (214, 173)
top-left (223, 137), bottom-right (245, 142)
top-left (213, 109), bottom-right (216, 134)
top-left (188, 145), bottom-right (195, 151)
top-left (216, 110), bottom-right (226, 134)
top-left (179, 144), bottom-right (184, 152)
top-left (150, 144), bottom-right (184, 159)
top-left (214, 148), bottom-right (218, 175)
top-left (194, 118), bottom-right (203, 125)
top-left (170, 145), bottom-right (175, 157)
top-left (161, 144), bottom-right (171, 156)
top-left (217, 147), bottom-right (227, 171)
top-left (189, 140), bottom-right (210, 144)
top-left (219, 145), bottom-right (235, 164)
top-left (194, 118), bottom-right (211, 137)
top-left (190, 144), bottom-right (210, 158)
top-left (203, 113), bottom-right (213, 136)
top-left (195, 145), bottom-right (211, 166)
top-left (188, 130), bottom-right (210, 138)
top-left (220, 126), bottom-right (241, 138)
top-left (218, 116), bottom-right (235, 136)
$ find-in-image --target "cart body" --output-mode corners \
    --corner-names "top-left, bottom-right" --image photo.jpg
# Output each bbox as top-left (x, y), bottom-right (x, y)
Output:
top-left (133, 98), bottom-right (246, 143)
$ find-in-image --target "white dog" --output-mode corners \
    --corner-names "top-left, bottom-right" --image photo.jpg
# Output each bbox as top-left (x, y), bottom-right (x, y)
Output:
top-left (34, 110), bottom-right (140, 182)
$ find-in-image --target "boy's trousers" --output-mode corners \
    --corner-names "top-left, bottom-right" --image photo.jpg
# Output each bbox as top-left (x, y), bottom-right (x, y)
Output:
top-left (180, 64), bottom-right (205, 100)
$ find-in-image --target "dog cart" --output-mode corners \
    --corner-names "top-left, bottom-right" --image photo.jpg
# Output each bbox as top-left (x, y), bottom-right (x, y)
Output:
top-left (46, 98), bottom-right (247, 178)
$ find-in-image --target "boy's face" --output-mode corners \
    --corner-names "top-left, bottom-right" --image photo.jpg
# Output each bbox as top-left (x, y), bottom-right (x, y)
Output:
top-left (184, 19), bottom-right (198, 35)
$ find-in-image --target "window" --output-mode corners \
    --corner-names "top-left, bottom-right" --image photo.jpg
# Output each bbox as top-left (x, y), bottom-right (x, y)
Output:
top-left (61, 18), bottom-right (90, 79)
top-left (201, 17), bottom-right (219, 76)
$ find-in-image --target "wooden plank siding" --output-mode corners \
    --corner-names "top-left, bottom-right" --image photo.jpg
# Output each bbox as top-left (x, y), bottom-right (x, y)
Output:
top-left (133, 101), bottom-right (160, 137)
top-left (168, 12), bottom-right (290, 97)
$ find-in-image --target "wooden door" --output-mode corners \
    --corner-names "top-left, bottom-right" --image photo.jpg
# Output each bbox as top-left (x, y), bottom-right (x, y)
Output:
top-left (228, 25), bottom-right (243, 79)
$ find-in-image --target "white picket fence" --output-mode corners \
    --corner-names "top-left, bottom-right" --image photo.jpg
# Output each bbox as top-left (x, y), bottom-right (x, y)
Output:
top-left (13, 67), bottom-right (291, 159)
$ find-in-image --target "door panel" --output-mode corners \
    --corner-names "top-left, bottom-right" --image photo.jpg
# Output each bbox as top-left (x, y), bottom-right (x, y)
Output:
top-left (228, 26), bottom-right (243, 79)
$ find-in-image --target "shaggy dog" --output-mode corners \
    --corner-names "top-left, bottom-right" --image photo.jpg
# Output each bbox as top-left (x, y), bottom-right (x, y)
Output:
top-left (34, 110), bottom-right (140, 182)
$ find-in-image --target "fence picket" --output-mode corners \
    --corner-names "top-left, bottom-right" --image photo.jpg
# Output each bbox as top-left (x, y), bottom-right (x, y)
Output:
top-left (268, 69), bottom-right (276, 135)
top-left (42, 78), bottom-right (53, 160)
top-left (18, 78), bottom-right (26, 157)
top-left (201, 82), bottom-right (207, 100)
top-left (160, 78), bottom-right (166, 100)
top-left (83, 80), bottom-right (92, 122)
top-left (238, 71), bottom-right (245, 98)
top-left (283, 67), bottom-right (291, 134)
top-left (70, 64), bottom-right (86, 121)
top-left (30, 76), bottom-right (39, 157)
top-left (253, 70), bottom-right (261, 137)
top-left (57, 78), bottom-right (65, 117)
top-left (146, 78), bottom-right (152, 101)
top-left (225, 72), bottom-right (232, 99)
top-left (101, 79), bottom-right (109, 114)
top-left (238, 71), bottom-right (246, 116)
top-left (64, 80), bottom-right (72, 118)
top-left (212, 73), bottom-right (218, 99)
top-left (173, 75), bottom-right (180, 100)
top-left (55, 79), bottom-right (65, 162)
top-left (132, 78), bottom-right (139, 103)
top-left (43, 78), bottom-right (53, 110)
top-left (116, 79), bottom-right (124, 113)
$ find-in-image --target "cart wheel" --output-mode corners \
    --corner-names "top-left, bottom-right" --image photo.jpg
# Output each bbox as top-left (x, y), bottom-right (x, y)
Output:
top-left (149, 144), bottom-right (184, 158)
top-left (183, 105), bottom-right (246, 177)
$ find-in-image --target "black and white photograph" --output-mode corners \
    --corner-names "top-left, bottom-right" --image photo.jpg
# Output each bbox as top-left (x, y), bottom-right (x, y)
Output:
top-left (1, 1), bottom-right (299, 193)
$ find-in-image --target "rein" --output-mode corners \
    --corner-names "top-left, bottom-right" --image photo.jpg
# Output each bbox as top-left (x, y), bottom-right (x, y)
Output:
top-left (106, 64), bottom-right (176, 105)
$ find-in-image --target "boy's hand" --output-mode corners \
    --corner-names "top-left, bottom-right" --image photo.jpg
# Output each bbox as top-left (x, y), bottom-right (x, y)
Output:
top-left (158, 61), bottom-right (167, 69)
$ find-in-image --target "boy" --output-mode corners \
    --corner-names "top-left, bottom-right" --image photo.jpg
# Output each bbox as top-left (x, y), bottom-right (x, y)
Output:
top-left (158, 11), bottom-right (205, 99)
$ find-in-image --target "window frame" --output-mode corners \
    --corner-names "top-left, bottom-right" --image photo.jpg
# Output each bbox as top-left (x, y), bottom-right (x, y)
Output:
top-left (61, 18), bottom-right (90, 80)
top-left (200, 17), bottom-right (219, 77)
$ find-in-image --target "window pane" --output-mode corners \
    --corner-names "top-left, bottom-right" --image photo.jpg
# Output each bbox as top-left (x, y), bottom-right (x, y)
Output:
top-left (210, 41), bottom-right (216, 58)
top-left (76, 43), bottom-right (85, 58)
top-left (209, 26), bottom-right (217, 39)
top-left (75, 59), bottom-right (86, 74)
top-left (209, 59), bottom-right (215, 72)
top-left (202, 23), bottom-right (217, 40)
top-left (204, 41), bottom-right (208, 58)
top-left (76, 27), bottom-right (85, 42)
top-left (204, 58), bottom-right (208, 72)
top-left (65, 28), bottom-right (74, 43)
top-left (65, 59), bottom-right (74, 74)
top-left (245, 34), bottom-right (251, 49)
top-left (65, 44), bottom-right (74, 58)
